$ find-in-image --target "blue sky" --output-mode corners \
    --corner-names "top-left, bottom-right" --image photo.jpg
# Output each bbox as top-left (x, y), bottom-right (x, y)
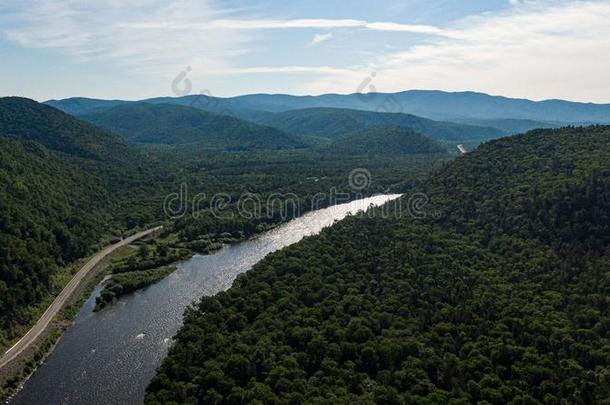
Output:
top-left (1, 0), bottom-right (609, 102)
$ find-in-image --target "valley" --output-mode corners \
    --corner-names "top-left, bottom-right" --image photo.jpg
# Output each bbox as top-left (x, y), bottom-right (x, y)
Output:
top-left (0, 96), bottom-right (449, 401)
top-left (0, 92), bottom-right (608, 404)
top-left (3, 2), bottom-right (610, 403)
top-left (146, 126), bottom-right (610, 404)
top-left (9, 196), bottom-right (401, 405)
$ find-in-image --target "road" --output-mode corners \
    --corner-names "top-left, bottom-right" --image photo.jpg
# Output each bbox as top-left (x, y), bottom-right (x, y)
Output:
top-left (0, 226), bottom-right (162, 371)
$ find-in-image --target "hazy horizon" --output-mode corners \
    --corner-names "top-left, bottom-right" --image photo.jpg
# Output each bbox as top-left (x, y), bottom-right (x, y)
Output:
top-left (29, 88), bottom-right (610, 106)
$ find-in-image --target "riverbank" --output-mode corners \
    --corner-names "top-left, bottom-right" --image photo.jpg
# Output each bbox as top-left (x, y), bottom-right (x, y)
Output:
top-left (1, 213), bottom-right (303, 400)
top-left (0, 228), bottom-right (161, 401)
top-left (89, 197), bottom-right (372, 313)
top-left (0, 247), bottom-right (129, 401)
top-left (90, 221), bottom-right (284, 312)
top-left (10, 195), bottom-right (402, 405)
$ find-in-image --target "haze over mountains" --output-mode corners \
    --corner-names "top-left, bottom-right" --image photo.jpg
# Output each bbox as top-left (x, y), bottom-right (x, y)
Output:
top-left (2, 89), bottom-right (610, 404)
top-left (45, 89), bottom-right (610, 153)
top-left (252, 107), bottom-right (503, 146)
top-left (4, 0), bottom-right (610, 400)
top-left (80, 103), bottom-right (306, 150)
top-left (46, 90), bottom-right (610, 131)
top-left (77, 102), bottom-right (503, 149)
top-left (0, 96), bottom-right (448, 353)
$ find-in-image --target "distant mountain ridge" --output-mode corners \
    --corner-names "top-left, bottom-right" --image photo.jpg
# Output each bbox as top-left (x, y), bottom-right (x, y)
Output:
top-left (46, 90), bottom-right (610, 124)
top-left (44, 97), bottom-right (130, 115)
top-left (253, 107), bottom-right (503, 145)
top-left (79, 103), bottom-right (307, 150)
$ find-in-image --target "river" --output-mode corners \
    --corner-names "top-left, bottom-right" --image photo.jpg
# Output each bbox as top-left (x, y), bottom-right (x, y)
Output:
top-left (11, 195), bottom-right (401, 405)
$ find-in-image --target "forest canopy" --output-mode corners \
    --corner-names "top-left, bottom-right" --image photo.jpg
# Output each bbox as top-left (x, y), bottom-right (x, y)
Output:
top-left (145, 126), bottom-right (610, 404)
top-left (0, 97), bottom-right (446, 351)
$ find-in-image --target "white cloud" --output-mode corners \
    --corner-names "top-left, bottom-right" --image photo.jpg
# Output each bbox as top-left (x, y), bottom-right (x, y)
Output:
top-left (0, 2), bottom-right (445, 87)
top-left (508, 0), bottom-right (531, 6)
top-left (224, 66), bottom-right (350, 75)
top-left (2, 0), bottom-right (610, 102)
top-left (310, 33), bottom-right (332, 46)
top-left (208, 18), bottom-right (364, 30)
top-left (118, 18), bottom-right (366, 30)
top-left (364, 22), bottom-right (445, 35)
top-left (300, 1), bottom-right (610, 102)
top-left (120, 18), bottom-right (446, 35)
top-left (0, 0), bottom-right (252, 80)
top-left (1, 1), bottom-right (91, 49)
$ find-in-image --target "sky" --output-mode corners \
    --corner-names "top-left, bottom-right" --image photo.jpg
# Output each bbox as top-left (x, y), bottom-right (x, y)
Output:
top-left (1, 0), bottom-right (610, 102)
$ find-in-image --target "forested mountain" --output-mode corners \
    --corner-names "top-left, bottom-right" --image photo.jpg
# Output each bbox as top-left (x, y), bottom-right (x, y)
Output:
top-left (377, 91), bottom-right (610, 122)
top-left (0, 98), bottom-right (190, 346)
top-left (46, 90), bottom-right (610, 124)
top-left (225, 91), bottom-right (610, 122)
top-left (146, 126), bottom-right (610, 404)
top-left (0, 97), bottom-right (129, 161)
top-left (151, 92), bottom-right (610, 122)
top-left (0, 137), bottom-right (114, 336)
top-left (80, 103), bottom-right (307, 150)
top-left (0, 97), bottom-right (447, 356)
top-left (325, 126), bottom-right (447, 156)
top-left (73, 101), bottom-right (505, 149)
top-left (0, 98), bottom-right (174, 222)
top-left (0, 98), bottom-right (149, 342)
top-left (45, 97), bottom-right (129, 116)
top-left (142, 96), bottom-right (266, 122)
top-left (253, 107), bottom-right (503, 145)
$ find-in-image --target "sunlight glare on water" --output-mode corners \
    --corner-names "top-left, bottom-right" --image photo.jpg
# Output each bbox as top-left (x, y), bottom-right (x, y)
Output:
top-left (12, 195), bottom-right (401, 405)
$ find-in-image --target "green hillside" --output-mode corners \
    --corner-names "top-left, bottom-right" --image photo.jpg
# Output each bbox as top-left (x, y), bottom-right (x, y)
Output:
top-left (0, 97), bottom-right (129, 161)
top-left (0, 97), bottom-right (446, 356)
top-left (326, 126), bottom-right (447, 156)
top-left (0, 98), bottom-right (174, 346)
top-left (0, 98), bottom-right (148, 341)
top-left (80, 103), bottom-right (308, 150)
top-left (46, 91), bottom-right (610, 124)
top-left (255, 107), bottom-right (504, 146)
top-left (145, 126), bottom-right (610, 404)
top-left (0, 137), bottom-right (114, 334)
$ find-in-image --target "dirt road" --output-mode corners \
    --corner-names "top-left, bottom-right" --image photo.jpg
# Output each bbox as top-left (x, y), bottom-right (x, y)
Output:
top-left (0, 226), bottom-right (162, 371)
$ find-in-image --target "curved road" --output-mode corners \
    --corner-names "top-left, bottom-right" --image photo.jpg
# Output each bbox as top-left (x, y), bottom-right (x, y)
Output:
top-left (0, 226), bottom-right (162, 370)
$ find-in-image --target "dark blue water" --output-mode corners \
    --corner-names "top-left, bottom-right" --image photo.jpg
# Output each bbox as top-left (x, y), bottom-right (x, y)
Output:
top-left (12, 195), bottom-right (400, 405)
